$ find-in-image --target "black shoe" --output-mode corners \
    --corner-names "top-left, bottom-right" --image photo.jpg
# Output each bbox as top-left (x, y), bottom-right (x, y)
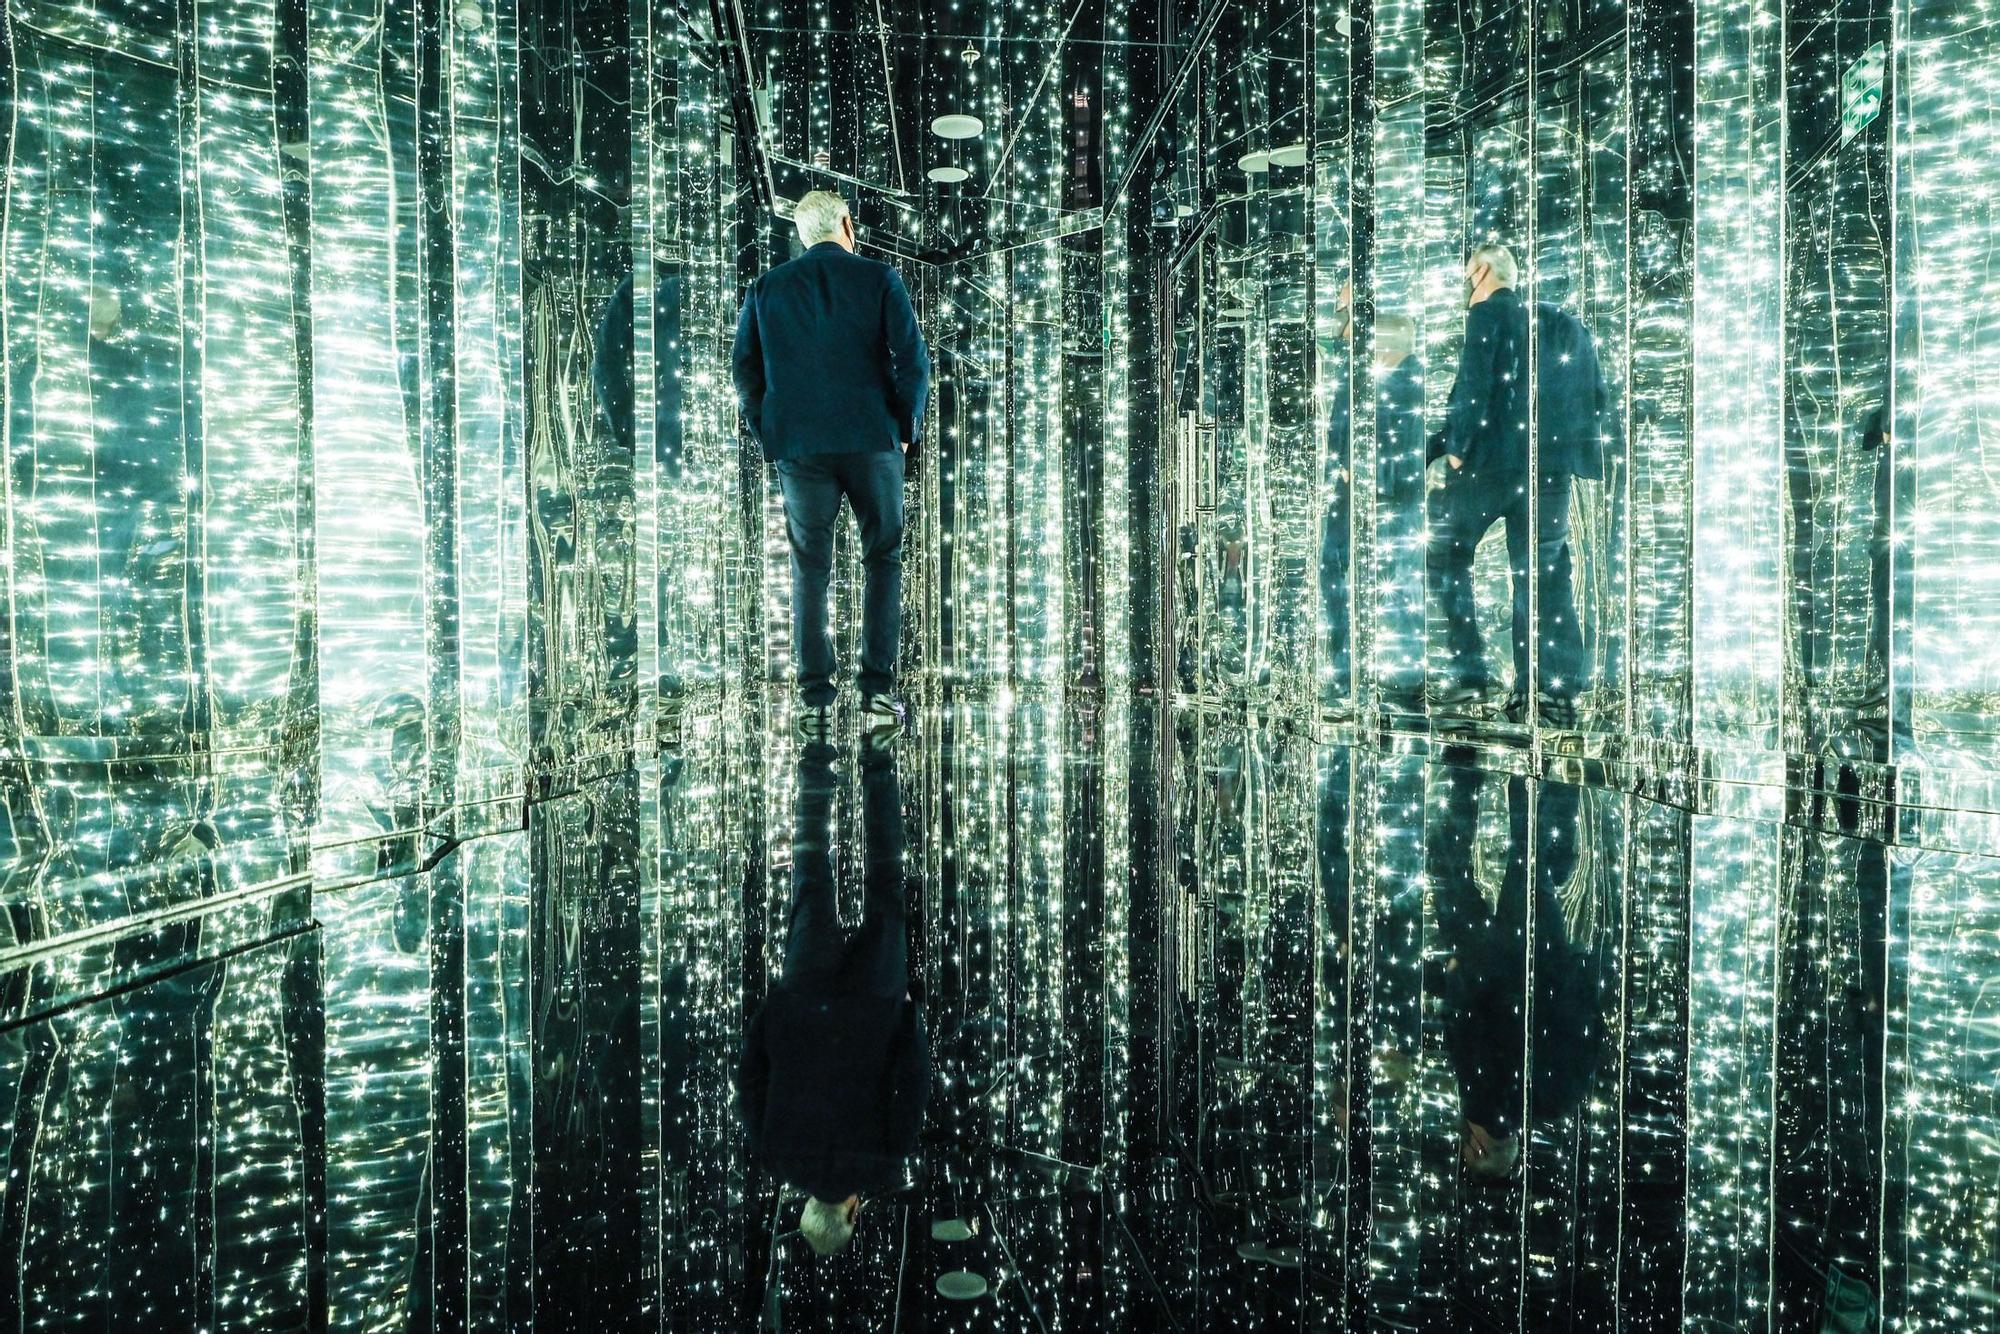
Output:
top-left (794, 703), bottom-right (833, 744)
top-left (862, 693), bottom-right (906, 737)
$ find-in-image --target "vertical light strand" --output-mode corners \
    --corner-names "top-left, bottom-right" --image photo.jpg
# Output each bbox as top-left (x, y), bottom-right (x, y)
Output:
top-left (1894, 0), bottom-right (2000, 773)
top-left (1691, 0), bottom-right (1787, 756)
top-left (1683, 815), bottom-right (1783, 1324)
top-left (448, 0), bottom-right (527, 818)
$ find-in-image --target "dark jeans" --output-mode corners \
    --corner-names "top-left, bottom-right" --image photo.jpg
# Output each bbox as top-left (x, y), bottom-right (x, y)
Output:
top-left (1323, 453), bottom-right (1429, 694)
top-left (782, 756), bottom-right (908, 999)
top-left (1321, 486), bottom-right (1352, 688)
top-left (1427, 468), bottom-right (1586, 698)
top-left (775, 451), bottom-right (905, 707)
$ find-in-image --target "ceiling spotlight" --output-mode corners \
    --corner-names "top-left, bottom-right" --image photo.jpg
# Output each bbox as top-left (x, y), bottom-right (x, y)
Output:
top-left (960, 41), bottom-right (981, 65)
top-left (1268, 143), bottom-right (1308, 168)
top-left (928, 165), bottom-right (972, 183)
top-left (936, 1272), bottom-right (990, 1300)
top-left (931, 114), bottom-right (984, 140)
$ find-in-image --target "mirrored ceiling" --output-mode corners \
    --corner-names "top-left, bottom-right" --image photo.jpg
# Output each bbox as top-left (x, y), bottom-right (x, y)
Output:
top-left (730, 0), bottom-right (1309, 259)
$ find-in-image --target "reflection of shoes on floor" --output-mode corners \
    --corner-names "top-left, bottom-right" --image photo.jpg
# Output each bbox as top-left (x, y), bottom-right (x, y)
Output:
top-left (794, 703), bottom-right (833, 744)
top-left (860, 727), bottom-right (899, 764)
top-left (862, 693), bottom-right (906, 737)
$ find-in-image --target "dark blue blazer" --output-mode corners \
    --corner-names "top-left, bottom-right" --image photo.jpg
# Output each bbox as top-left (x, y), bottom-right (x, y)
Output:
top-left (1442, 287), bottom-right (1532, 474)
top-left (1441, 288), bottom-right (1605, 479)
top-left (731, 242), bottom-right (932, 462)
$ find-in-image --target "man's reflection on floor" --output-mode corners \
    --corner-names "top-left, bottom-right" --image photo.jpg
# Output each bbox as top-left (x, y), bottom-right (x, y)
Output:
top-left (738, 741), bottom-right (929, 1257)
top-left (1429, 766), bottom-right (1604, 1183)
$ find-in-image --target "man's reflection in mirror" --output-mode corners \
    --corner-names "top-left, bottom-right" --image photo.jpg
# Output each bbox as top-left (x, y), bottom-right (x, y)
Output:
top-left (1325, 284), bottom-right (1427, 709)
top-left (1427, 244), bottom-right (1604, 727)
top-left (1429, 767), bottom-right (1603, 1183)
top-left (87, 275), bottom-right (195, 737)
top-left (591, 267), bottom-right (684, 472)
top-left (591, 268), bottom-right (679, 691)
top-left (737, 740), bottom-right (928, 1257)
top-left (1853, 403), bottom-right (1905, 755)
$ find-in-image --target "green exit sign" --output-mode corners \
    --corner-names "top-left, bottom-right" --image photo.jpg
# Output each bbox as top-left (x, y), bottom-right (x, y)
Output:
top-left (1842, 42), bottom-right (1886, 143)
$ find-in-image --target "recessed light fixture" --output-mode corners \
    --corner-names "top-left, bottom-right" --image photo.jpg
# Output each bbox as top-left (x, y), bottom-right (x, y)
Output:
top-left (936, 1272), bottom-right (990, 1300)
top-left (931, 114), bottom-right (985, 140)
top-left (1269, 143), bottom-right (1308, 168)
top-left (928, 165), bottom-right (972, 183)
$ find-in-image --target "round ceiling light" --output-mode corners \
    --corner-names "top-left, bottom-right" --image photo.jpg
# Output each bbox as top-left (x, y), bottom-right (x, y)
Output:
top-left (936, 1272), bottom-right (990, 1300)
top-left (1238, 149), bottom-right (1271, 174)
top-left (931, 114), bottom-right (985, 140)
top-left (1269, 142), bottom-right (1309, 168)
top-left (1336, 14), bottom-right (1354, 36)
top-left (927, 165), bottom-right (972, 183)
top-left (931, 1218), bottom-right (975, 1241)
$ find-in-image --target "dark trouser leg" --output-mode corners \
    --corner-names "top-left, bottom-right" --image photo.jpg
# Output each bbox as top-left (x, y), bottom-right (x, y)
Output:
top-left (1375, 452), bottom-right (1426, 692)
top-left (776, 459), bottom-right (843, 707)
top-left (1505, 473), bottom-right (1585, 698)
top-left (839, 451), bottom-right (906, 701)
top-left (1428, 471), bottom-right (1506, 689)
top-left (781, 758), bottom-right (844, 988)
top-left (1321, 490), bottom-right (1351, 690)
top-left (848, 756), bottom-right (909, 998)
top-left (781, 754), bottom-right (909, 1000)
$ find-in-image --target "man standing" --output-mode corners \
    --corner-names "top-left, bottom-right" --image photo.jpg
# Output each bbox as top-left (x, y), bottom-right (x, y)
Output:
top-left (1323, 293), bottom-right (1427, 711)
top-left (733, 190), bottom-right (932, 738)
top-left (1427, 244), bottom-right (1598, 726)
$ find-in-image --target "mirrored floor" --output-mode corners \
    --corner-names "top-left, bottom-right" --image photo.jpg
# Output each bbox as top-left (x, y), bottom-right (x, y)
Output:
top-left (1, 696), bottom-right (1994, 1330)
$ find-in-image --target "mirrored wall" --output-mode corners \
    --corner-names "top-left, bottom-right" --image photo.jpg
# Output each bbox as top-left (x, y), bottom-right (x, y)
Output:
top-left (6, 0), bottom-right (2000, 1001)
top-left (0, 0), bottom-right (743, 985)
top-left (717, 0), bottom-right (2000, 828)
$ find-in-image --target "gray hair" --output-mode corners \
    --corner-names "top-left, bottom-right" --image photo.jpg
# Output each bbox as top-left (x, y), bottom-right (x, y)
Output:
top-left (1376, 312), bottom-right (1417, 358)
top-left (799, 1197), bottom-right (856, 1255)
top-left (1467, 243), bottom-right (1518, 288)
top-left (793, 190), bottom-right (850, 245)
